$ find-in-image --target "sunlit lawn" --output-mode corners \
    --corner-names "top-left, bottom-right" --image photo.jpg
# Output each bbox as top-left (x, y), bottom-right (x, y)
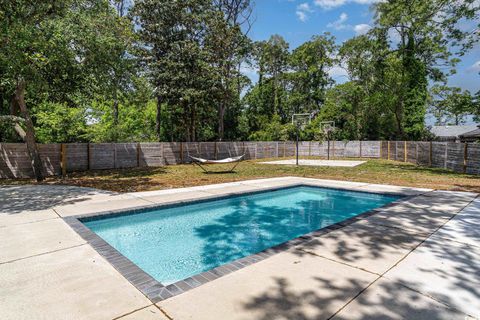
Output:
top-left (3, 157), bottom-right (480, 194)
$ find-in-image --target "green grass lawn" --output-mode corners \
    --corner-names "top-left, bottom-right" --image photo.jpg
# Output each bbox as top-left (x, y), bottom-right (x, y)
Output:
top-left (3, 158), bottom-right (479, 193)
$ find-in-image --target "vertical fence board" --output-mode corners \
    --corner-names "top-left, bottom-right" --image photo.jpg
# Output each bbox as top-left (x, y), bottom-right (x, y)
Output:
top-left (38, 144), bottom-right (62, 176)
top-left (114, 143), bottom-right (138, 169)
top-left (89, 143), bottom-right (115, 170)
top-left (0, 143), bottom-right (33, 178)
top-left (139, 143), bottom-right (164, 167)
top-left (466, 144), bottom-right (480, 175)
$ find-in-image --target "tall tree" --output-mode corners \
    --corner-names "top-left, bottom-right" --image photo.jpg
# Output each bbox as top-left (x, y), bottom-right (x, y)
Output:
top-left (209, 0), bottom-right (253, 140)
top-left (132, 0), bottom-right (218, 141)
top-left (289, 34), bottom-right (336, 114)
top-left (1, 0), bottom-right (135, 180)
top-left (374, 0), bottom-right (480, 139)
top-left (0, 1), bottom-right (70, 180)
top-left (256, 35), bottom-right (289, 117)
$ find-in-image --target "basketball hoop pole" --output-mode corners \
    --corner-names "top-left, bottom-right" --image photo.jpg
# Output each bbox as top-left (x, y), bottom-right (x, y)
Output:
top-left (320, 121), bottom-right (335, 161)
top-left (296, 126), bottom-right (299, 166)
top-left (327, 137), bottom-right (330, 160)
top-left (292, 113), bottom-right (310, 166)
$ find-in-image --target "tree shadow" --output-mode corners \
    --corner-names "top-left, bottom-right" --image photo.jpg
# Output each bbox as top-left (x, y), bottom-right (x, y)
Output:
top-left (240, 275), bottom-right (465, 320)
top-left (241, 276), bottom-right (369, 320)
top-left (387, 234), bottom-right (480, 317)
top-left (0, 184), bottom-right (116, 214)
top-left (193, 188), bottom-right (399, 278)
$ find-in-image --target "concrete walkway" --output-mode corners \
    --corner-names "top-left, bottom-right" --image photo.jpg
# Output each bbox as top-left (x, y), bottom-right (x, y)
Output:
top-left (0, 178), bottom-right (478, 319)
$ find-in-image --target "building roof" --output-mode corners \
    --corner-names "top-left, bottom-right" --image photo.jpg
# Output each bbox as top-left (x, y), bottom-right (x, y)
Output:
top-left (430, 125), bottom-right (479, 138)
top-left (460, 128), bottom-right (480, 138)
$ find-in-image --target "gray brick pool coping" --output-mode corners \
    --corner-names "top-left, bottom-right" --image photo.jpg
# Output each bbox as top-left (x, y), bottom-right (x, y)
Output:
top-left (63, 182), bottom-right (424, 304)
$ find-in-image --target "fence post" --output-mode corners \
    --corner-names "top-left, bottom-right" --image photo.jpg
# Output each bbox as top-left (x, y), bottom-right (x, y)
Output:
top-left (308, 141), bottom-right (311, 157)
top-left (87, 143), bottom-right (91, 170)
top-left (444, 142), bottom-right (448, 169)
top-left (180, 142), bottom-right (184, 163)
top-left (429, 141), bottom-right (433, 167)
top-left (387, 141), bottom-right (390, 160)
top-left (463, 143), bottom-right (468, 174)
top-left (161, 142), bottom-right (165, 165)
top-left (394, 141), bottom-right (397, 160)
top-left (113, 143), bottom-right (117, 169)
top-left (136, 142), bottom-right (141, 167)
top-left (276, 142), bottom-right (279, 158)
top-left (214, 141), bottom-right (218, 160)
top-left (332, 140), bottom-right (335, 159)
top-left (404, 141), bottom-right (407, 162)
top-left (415, 143), bottom-right (419, 164)
top-left (61, 143), bottom-right (67, 177)
top-left (283, 141), bottom-right (286, 157)
top-left (359, 141), bottom-right (362, 158)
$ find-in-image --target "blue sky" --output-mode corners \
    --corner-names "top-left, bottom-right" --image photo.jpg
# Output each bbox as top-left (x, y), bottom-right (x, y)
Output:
top-left (247, 0), bottom-right (480, 94)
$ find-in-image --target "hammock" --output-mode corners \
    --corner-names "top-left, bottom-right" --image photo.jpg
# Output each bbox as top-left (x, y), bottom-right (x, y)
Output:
top-left (189, 154), bottom-right (245, 173)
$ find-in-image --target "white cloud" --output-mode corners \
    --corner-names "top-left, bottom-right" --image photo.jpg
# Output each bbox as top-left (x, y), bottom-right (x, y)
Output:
top-left (314, 0), bottom-right (346, 9)
top-left (296, 10), bottom-right (308, 22)
top-left (240, 64), bottom-right (259, 77)
top-left (314, 0), bottom-right (380, 9)
top-left (297, 2), bottom-right (312, 11)
top-left (327, 12), bottom-right (349, 30)
top-left (296, 2), bottom-right (313, 22)
top-left (354, 23), bottom-right (371, 35)
top-left (469, 61), bottom-right (480, 73)
top-left (328, 65), bottom-right (349, 79)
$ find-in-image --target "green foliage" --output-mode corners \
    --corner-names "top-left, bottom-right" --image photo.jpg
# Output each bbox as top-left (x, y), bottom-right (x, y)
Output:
top-left (288, 34), bottom-right (336, 112)
top-left (86, 99), bottom-right (157, 142)
top-left (34, 102), bottom-right (88, 143)
top-left (372, 0), bottom-right (479, 139)
top-left (1, 0), bottom-right (478, 144)
top-left (430, 86), bottom-right (476, 125)
top-left (248, 115), bottom-right (293, 141)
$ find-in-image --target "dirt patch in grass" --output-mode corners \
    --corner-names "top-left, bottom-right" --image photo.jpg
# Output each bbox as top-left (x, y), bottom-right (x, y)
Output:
top-left (2, 158), bottom-right (479, 193)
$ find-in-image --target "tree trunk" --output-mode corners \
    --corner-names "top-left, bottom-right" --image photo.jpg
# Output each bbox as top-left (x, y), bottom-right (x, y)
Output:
top-left (273, 76), bottom-right (278, 115)
top-left (113, 92), bottom-right (119, 126)
top-left (218, 104), bottom-right (225, 141)
top-left (155, 95), bottom-right (162, 141)
top-left (14, 78), bottom-right (44, 181)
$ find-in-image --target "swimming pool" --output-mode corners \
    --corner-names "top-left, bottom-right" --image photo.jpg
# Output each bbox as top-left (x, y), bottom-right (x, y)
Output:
top-left (82, 186), bottom-right (400, 285)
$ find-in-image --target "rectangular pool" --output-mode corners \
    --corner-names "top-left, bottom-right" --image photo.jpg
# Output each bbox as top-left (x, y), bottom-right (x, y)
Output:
top-left (82, 186), bottom-right (400, 285)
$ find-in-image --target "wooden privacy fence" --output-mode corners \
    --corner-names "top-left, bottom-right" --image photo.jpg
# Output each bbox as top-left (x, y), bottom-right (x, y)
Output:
top-left (380, 141), bottom-right (480, 175)
top-left (3, 140), bottom-right (477, 178)
top-left (0, 140), bottom-right (381, 178)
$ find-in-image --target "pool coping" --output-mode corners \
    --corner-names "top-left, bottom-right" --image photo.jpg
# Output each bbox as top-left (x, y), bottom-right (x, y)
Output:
top-left (63, 182), bottom-right (425, 304)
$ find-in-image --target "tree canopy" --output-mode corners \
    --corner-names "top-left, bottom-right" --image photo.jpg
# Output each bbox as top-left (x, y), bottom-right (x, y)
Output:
top-left (1, 0), bottom-right (479, 151)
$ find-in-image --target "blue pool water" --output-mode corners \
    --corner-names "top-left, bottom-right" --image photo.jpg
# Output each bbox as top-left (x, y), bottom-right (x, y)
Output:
top-left (83, 186), bottom-right (400, 284)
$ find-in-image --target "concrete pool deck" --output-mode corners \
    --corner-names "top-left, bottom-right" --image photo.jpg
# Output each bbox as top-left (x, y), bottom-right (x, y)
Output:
top-left (0, 177), bottom-right (479, 319)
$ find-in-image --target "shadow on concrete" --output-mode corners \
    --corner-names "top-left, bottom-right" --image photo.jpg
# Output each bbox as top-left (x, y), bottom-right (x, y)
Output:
top-left (240, 275), bottom-right (464, 320)
top-left (0, 185), bottom-right (115, 214)
top-left (242, 276), bottom-right (368, 320)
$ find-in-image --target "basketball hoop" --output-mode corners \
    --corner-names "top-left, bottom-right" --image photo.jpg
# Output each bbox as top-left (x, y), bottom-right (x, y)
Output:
top-left (292, 113), bottom-right (311, 129)
top-left (320, 121), bottom-right (335, 136)
top-left (319, 121), bottom-right (335, 160)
